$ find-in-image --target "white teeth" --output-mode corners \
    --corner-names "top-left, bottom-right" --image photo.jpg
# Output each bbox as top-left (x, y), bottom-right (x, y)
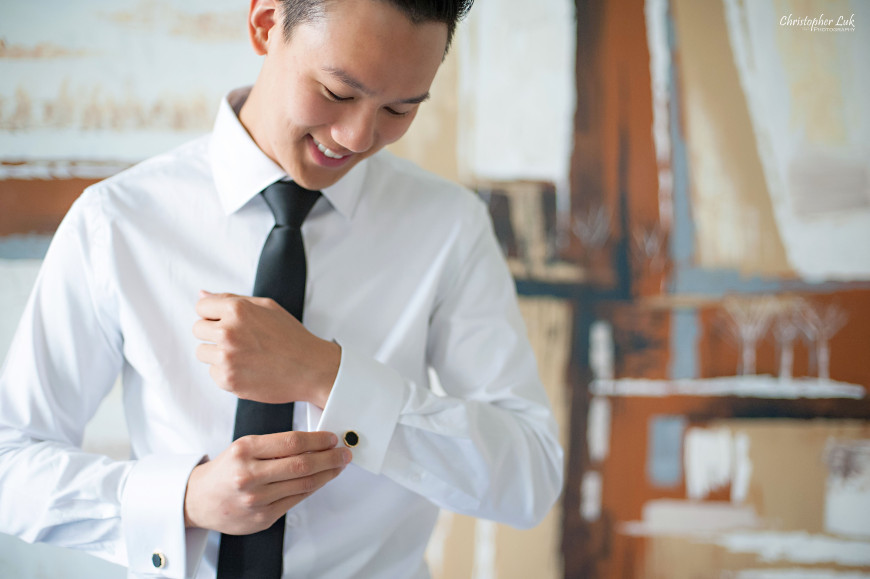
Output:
top-left (314, 139), bottom-right (346, 159)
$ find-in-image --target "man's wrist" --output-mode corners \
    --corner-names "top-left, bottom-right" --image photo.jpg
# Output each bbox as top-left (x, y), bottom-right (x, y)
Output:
top-left (308, 339), bottom-right (341, 409)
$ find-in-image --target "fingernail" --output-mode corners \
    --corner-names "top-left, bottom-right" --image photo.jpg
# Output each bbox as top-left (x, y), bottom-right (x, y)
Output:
top-left (199, 290), bottom-right (212, 297)
top-left (343, 448), bottom-right (352, 464)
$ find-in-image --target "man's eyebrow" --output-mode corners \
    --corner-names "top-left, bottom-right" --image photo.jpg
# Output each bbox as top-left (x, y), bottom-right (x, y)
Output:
top-left (322, 67), bottom-right (431, 105)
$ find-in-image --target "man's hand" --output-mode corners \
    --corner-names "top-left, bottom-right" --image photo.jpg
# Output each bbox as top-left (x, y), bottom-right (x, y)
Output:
top-left (193, 291), bottom-right (340, 408)
top-left (184, 431), bottom-right (350, 534)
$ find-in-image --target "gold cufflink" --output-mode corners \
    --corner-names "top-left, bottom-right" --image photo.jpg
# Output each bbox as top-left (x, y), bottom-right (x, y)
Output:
top-left (152, 551), bottom-right (166, 569)
top-left (343, 430), bottom-right (359, 448)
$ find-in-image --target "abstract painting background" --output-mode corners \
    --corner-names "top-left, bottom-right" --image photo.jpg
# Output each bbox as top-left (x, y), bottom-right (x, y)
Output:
top-left (1, 1), bottom-right (868, 577)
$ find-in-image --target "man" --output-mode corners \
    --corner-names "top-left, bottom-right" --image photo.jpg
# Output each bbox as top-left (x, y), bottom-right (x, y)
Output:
top-left (0, 0), bottom-right (563, 577)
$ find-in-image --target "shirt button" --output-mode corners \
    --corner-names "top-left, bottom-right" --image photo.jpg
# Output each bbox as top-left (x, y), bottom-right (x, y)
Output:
top-left (152, 551), bottom-right (166, 569)
top-left (286, 512), bottom-right (301, 526)
top-left (343, 430), bottom-right (360, 448)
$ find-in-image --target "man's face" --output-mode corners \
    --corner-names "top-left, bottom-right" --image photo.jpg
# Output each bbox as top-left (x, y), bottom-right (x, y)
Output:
top-left (242, 0), bottom-right (449, 191)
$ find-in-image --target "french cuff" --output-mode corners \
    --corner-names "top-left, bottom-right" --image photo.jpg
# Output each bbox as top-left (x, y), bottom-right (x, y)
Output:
top-left (122, 453), bottom-right (208, 578)
top-left (316, 346), bottom-right (406, 474)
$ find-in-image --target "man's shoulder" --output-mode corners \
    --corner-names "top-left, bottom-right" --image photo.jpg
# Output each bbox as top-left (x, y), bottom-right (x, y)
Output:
top-left (367, 150), bottom-right (483, 217)
top-left (83, 134), bottom-right (212, 202)
top-left (369, 150), bottom-right (466, 193)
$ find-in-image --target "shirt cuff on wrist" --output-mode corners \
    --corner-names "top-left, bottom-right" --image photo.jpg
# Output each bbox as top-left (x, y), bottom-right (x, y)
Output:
top-left (121, 453), bottom-right (208, 578)
top-left (316, 346), bottom-right (406, 474)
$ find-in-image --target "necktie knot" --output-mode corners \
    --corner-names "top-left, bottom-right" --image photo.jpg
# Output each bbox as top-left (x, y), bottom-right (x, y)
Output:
top-left (261, 180), bottom-right (321, 229)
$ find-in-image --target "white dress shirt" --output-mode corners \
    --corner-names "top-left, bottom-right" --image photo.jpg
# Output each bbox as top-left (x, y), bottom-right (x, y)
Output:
top-left (0, 87), bottom-right (563, 578)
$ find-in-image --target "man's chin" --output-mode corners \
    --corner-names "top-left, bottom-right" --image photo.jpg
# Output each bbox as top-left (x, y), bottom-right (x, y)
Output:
top-left (293, 164), bottom-right (357, 191)
top-left (293, 174), bottom-right (341, 191)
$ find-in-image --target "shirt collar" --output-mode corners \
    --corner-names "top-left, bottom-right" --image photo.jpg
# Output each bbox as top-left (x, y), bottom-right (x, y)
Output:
top-left (209, 86), bottom-right (366, 220)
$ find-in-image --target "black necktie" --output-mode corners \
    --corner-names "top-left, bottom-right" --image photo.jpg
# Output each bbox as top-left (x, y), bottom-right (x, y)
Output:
top-left (216, 180), bottom-right (321, 579)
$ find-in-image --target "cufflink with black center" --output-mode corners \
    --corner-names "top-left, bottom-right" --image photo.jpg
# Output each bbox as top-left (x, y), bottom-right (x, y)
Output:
top-left (343, 430), bottom-right (359, 448)
top-left (152, 551), bottom-right (166, 569)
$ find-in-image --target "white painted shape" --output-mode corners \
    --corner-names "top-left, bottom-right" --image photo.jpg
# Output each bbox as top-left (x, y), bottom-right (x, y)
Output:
top-left (0, 161), bottom-right (130, 180)
top-left (644, 0), bottom-right (674, 229)
top-left (471, 519), bottom-right (497, 579)
top-left (590, 376), bottom-right (865, 399)
top-left (587, 396), bottom-right (611, 462)
top-left (826, 483), bottom-right (870, 539)
top-left (424, 510), bottom-right (454, 578)
top-left (620, 499), bottom-right (761, 536)
top-left (456, 0), bottom-right (576, 184)
top-left (580, 471), bottom-right (602, 522)
top-left (732, 431), bottom-right (753, 504)
top-left (825, 441), bottom-right (870, 539)
top-left (0, 130), bottom-right (208, 162)
top-left (685, 427), bottom-right (732, 500)
top-left (589, 321), bottom-right (614, 380)
top-left (723, 0), bottom-right (870, 281)
top-left (788, 150), bottom-right (870, 214)
top-left (714, 531), bottom-right (870, 566)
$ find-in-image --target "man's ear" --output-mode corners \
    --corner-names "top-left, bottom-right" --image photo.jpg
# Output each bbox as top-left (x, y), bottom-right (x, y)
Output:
top-left (248, 0), bottom-right (281, 56)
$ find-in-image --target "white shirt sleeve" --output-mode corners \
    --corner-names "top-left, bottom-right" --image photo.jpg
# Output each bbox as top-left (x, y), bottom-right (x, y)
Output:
top-left (0, 192), bottom-right (206, 577)
top-left (318, 199), bottom-right (564, 529)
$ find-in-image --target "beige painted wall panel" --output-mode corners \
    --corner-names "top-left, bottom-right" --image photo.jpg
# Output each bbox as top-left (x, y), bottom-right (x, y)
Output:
top-left (672, 0), bottom-right (791, 276)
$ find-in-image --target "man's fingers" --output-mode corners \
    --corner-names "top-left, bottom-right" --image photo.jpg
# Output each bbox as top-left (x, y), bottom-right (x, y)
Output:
top-left (195, 292), bottom-right (239, 321)
top-left (261, 465), bottom-right (347, 527)
top-left (265, 465), bottom-right (346, 518)
top-left (195, 292), bottom-right (280, 321)
top-left (268, 492), bottom-right (315, 520)
top-left (262, 465), bottom-right (346, 504)
top-left (256, 446), bottom-right (350, 484)
top-left (196, 342), bottom-right (222, 364)
top-left (234, 431), bottom-right (341, 460)
top-left (192, 318), bottom-right (224, 343)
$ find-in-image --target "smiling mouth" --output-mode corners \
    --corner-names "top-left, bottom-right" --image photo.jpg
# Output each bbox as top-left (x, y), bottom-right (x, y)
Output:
top-left (312, 137), bottom-right (348, 160)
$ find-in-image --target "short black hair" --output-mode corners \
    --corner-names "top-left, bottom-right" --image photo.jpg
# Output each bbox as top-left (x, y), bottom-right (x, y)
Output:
top-left (278, 0), bottom-right (474, 53)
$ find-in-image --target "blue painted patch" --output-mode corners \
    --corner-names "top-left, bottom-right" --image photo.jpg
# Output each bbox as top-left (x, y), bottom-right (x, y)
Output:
top-left (675, 265), bottom-right (870, 295)
top-left (670, 308), bottom-right (699, 379)
top-left (674, 266), bottom-right (784, 296)
top-left (667, 12), bottom-right (696, 268)
top-left (648, 415), bottom-right (687, 487)
top-left (0, 234), bottom-right (54, 259)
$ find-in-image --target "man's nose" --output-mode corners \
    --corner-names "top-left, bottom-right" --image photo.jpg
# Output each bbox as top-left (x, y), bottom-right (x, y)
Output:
top-left (332, 107), bottom-right (377, 154)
